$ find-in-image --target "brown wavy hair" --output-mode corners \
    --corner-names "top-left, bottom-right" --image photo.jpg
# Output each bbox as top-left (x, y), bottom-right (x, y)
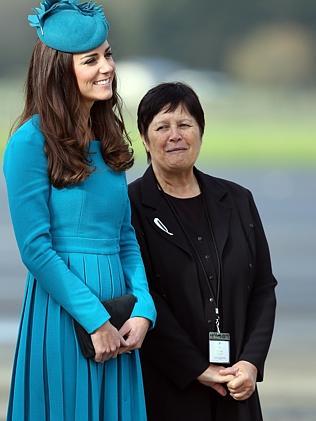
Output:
top-left (13, 40), bottom-right (134, 188)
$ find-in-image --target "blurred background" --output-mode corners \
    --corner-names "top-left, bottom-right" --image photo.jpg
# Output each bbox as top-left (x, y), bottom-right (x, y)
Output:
top-left (0, 0), bottom-right (315, 420)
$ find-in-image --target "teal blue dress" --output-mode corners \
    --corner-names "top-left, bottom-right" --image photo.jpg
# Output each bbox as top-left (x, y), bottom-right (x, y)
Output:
top-left (3, 115), bottom-right (156, 421)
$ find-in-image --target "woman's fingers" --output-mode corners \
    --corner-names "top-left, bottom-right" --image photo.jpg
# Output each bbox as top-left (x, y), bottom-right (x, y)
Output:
top-left (219, 366), bottom-right (238, 376)
top-left (119, 320), bottom-right (131, 338)
top-left (210, 382), bottom-right (227, 396)
top-left (94, 352), bottom-right (104, 363)
top-left (198, 361), bottom-right (257, 400)
top-left (119, 335), bottom-right (129, 348)
top-left (226, 360), bottom-right (257, 399)
top-left (227, 375), bottom-right (243, 391)
top-left (91, 321), bottom-right (124, 362)
top-left (92, 319), bottom-right (143, 361)
top-left (230, 389), bottom-right (253, 400)
top-left (119, 317), bottom-right (150, 350)
top-left (197, 364), bottom-right (235, 393)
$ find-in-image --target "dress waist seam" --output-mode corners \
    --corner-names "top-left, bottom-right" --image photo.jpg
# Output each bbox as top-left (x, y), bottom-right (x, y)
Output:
top-left (52, 236), bottom-right (120, 255)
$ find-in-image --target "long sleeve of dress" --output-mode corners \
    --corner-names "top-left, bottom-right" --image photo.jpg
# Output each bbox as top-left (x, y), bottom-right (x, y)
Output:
top-left (119, 191), bottom-right (156, 326)
top-left (3, 119), bottom-right (110, 334)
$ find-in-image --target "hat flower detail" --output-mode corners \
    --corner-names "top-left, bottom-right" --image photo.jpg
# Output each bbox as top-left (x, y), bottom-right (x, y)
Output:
top-left (28, 0), bottom-right (106, 35)
top-left (78, 1), bottom-right (105, 17)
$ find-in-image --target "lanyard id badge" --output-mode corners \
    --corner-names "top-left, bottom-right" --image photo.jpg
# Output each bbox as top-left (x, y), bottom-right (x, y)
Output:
top-left (209, 308), bottom-right (230, 364)
top-left (209, 332), bottom-right (230, 364)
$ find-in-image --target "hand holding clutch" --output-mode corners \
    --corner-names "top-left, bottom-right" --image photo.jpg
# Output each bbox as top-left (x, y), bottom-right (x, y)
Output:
top-left (74, 294), bottom-right (137, 359)
top-left (91, 320), bottom-right (127, 362)
top-left (118, 317), bottom-right (151, 353)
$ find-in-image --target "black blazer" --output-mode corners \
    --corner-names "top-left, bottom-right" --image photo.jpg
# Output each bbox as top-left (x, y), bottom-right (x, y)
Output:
top-left (128, 166), bottom-right (277, 421)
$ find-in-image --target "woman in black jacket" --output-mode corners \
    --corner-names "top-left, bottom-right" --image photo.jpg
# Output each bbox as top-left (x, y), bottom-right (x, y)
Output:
top-left (128, 82), bottom-right (277, 421)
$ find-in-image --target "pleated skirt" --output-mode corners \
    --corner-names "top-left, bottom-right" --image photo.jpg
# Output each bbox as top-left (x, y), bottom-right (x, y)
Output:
top-left (7, 252), bottom-right (147, 421)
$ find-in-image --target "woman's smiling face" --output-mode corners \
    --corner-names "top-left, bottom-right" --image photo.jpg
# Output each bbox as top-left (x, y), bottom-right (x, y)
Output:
top-left (144, 104), bottom-right (202, 174)
top-left (73, 40), bottom-right (115, 108)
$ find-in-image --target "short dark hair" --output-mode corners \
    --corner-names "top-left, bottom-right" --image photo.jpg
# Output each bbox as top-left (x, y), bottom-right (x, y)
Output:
top-left (137, 82), bottom-right (205, 162)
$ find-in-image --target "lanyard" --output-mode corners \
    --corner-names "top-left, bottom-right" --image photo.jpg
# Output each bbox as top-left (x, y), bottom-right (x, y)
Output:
top-left (200, 192), bottom-right (223, 333)
top-left (157, 182), bottom-right (223, 333)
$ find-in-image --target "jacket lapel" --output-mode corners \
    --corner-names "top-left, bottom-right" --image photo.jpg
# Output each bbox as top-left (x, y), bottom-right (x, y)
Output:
top-left (140, 166), bottom-right (193, 256)
top-left (195, 169), bottom-right (232, 260)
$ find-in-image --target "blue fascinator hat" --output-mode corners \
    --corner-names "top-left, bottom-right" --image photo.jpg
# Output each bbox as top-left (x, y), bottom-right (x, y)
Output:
top-left (28, 0), bottom-right (109, 53)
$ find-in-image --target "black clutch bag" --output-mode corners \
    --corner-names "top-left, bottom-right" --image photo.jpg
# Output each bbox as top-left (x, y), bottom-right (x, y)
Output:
top-left (74, 294), bottom-right (137, 359)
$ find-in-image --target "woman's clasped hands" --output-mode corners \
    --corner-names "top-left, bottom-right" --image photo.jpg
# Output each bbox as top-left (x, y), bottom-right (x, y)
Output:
top-left (91, 317), bottom-right (150, 363)
top-left (90, 320), bottom-right (127, 363)
top-left (220, 360), bottom-right (258, 401)
top-left (198, 360), bottom-right (258, 401)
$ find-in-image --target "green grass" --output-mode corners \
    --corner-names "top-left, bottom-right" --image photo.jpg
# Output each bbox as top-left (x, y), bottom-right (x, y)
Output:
top-left (2, 119), bottom-right (315, 167)
top-left (126, 118), bottom-right (316, 167)
top-left (1, 80), bottom-right (315, 167)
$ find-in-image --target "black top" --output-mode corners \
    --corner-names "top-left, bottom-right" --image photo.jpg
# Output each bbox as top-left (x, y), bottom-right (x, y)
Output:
top-left (165, 192), bottom-right (220, 329)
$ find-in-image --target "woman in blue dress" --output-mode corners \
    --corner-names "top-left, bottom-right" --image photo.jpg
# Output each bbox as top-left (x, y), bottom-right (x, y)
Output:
top-left (3, 1), bottom-right (156, 420)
